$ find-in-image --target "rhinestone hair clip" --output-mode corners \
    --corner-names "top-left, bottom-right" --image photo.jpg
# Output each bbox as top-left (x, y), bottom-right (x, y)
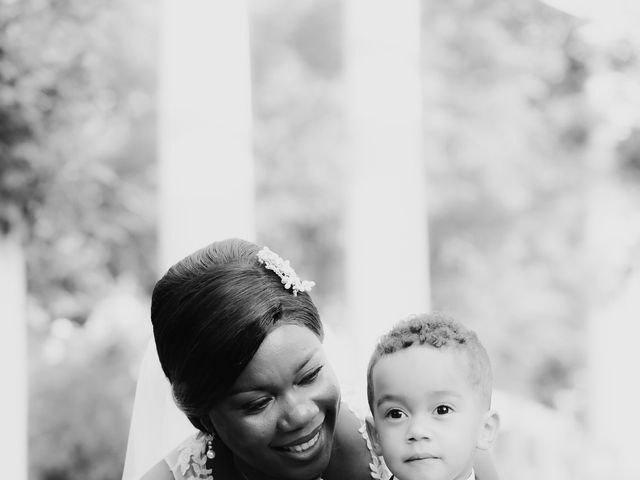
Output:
top-left (257, 246), bottom-right (316, 296)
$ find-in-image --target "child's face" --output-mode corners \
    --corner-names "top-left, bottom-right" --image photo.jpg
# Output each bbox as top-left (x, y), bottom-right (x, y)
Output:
top-left (367, 345), bottom-right (497, 480)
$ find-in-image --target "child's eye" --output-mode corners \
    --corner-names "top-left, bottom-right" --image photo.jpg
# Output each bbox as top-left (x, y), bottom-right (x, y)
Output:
top-left (434, 405), bottom-right (452, 415)
top-left (299, 365), bottom-right (323, 385)
top-left (384, 408), bottom-right (407, 420)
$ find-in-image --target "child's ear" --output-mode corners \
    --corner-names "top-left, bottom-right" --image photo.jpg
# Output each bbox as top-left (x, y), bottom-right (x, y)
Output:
top-left (476, 410), bottom-right (500, 450)
top-left (365, 415), bottom-right (383, 456)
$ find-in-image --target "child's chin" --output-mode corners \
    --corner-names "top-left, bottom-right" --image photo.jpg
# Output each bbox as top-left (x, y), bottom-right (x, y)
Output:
top-left (394, 459), bottom-right (448, 480)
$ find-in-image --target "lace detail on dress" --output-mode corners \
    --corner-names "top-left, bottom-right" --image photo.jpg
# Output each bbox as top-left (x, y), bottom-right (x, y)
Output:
top-left (167, 432), bottom-right (213, 480)
top-left (344, 401), bottom-right (391, 480)
top-left (358, 421), bottom-right (390, 480)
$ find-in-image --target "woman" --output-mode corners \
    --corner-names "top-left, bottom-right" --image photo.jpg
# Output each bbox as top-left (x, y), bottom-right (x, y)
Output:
top-left (134, 238), bottom-right (499, 480)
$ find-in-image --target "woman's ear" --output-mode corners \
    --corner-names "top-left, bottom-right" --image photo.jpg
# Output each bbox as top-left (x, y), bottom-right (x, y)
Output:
top-left (365, 416), bottom-right (383, 456)
top-left (199, 415), bottom-right (217, 437)
top-left (476, 410), bottom-right (500, 450)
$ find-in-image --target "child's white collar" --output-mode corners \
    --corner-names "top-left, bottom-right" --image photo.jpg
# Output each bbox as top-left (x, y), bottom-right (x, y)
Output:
top-left (391, 468), bottom-right (475, 480)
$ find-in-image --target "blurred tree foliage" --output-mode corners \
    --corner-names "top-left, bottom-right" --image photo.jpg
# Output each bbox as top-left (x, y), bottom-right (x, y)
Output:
top-left (1, 0), bottom-right (157, 478)
top-left (251, 0), bottom-right (347, 304)
top-left (421, 0), bottom-right (592, 406)
top-left (1, 0), bottom-right (158, 321)
top-left (422, 0), bottom-right (640, 408)
top-left (29, 322), bottom-right (138, 480)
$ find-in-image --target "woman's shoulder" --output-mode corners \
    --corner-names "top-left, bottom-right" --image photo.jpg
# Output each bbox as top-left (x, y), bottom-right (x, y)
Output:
top-left (140, 432), bottom-right (212, 480)
top-left (323, 402), bottom-right (390, 480)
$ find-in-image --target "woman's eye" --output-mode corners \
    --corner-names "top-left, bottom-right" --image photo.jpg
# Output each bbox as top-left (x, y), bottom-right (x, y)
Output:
top-left (435, 405), bottom-right (452, 415)
top-left (299, 365), bottom-right (323, 385)
top-left (385, 408), bottom-right (406, 420)
top-left (243, 398), bottom-right (271, 414)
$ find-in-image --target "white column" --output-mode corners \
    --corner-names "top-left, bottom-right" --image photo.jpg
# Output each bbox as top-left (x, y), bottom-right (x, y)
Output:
top-left (343, 0), bottom-right (430, 397)
top-left (158, 0), bottom-right (254, 272)
top-left (585, 181), bottom-right (640, 479)
top-left (581, 57), bottom-right (640, 478)
top-left (0, 232), bottom-right (27, 479)
top-left (588, 274), bottom-right (640, 478)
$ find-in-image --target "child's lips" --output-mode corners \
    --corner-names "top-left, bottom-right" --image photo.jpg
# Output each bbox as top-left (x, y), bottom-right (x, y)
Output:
top-left (406, 452), bottom-right (439, 462)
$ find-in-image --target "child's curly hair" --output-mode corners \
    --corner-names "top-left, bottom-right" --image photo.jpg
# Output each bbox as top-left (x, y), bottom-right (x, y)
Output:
top-left (367, 312), bottom-right (493, 411)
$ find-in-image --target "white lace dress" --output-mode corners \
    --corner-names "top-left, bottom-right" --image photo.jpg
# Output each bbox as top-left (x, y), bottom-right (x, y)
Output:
top-left (164, 419), bottom-right (390, 480)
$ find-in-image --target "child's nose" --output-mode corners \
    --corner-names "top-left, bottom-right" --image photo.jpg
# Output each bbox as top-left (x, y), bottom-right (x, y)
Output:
top-left (406, 415), bottom-right (433, 442)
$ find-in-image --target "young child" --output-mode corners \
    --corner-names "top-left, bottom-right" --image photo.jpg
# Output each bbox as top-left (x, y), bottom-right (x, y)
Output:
top-left (366, 312), bottom-right (500, 480)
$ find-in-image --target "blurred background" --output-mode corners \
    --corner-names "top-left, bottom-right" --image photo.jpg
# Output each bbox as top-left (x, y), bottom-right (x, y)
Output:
top-left (1, 0), bottom-right (640, 478)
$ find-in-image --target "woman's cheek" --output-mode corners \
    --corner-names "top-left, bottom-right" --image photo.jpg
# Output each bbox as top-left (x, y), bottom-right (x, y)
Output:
top-left (242, 409), bottom-right (279, 437)
top-left (320, 367), bottom-right (341, 401)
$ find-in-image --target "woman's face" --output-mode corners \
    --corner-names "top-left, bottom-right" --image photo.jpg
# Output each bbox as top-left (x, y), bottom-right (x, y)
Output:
top-left (208, 323), bottom-right (340, 480)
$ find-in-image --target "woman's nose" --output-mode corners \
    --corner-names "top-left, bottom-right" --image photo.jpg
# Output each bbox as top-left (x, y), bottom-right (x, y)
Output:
top-left (277, 393), bottom-right (319, 431)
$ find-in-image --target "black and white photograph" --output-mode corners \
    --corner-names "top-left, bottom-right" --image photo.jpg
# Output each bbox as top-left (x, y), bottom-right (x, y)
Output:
top-left (1, 1), bottom-right (639, 479)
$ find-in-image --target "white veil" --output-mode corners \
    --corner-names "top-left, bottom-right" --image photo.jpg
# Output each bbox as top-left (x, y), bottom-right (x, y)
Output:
top-left (121, 339), bottom-right (196, 480)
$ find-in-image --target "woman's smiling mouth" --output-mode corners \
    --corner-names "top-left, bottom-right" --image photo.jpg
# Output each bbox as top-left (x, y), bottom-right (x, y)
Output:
top-left (274, 422), bottom-right (325, 455)
top-left (278, 431), bottom-right (321, 453)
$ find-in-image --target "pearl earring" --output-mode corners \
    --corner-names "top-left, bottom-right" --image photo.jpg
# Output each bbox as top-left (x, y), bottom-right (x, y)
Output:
top-left (206, 435), bottom-right (216, 459)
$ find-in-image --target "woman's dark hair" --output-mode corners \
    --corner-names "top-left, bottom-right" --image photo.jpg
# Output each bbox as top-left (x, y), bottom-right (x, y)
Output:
top-left (151, 238), bottom-right (323, 432)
